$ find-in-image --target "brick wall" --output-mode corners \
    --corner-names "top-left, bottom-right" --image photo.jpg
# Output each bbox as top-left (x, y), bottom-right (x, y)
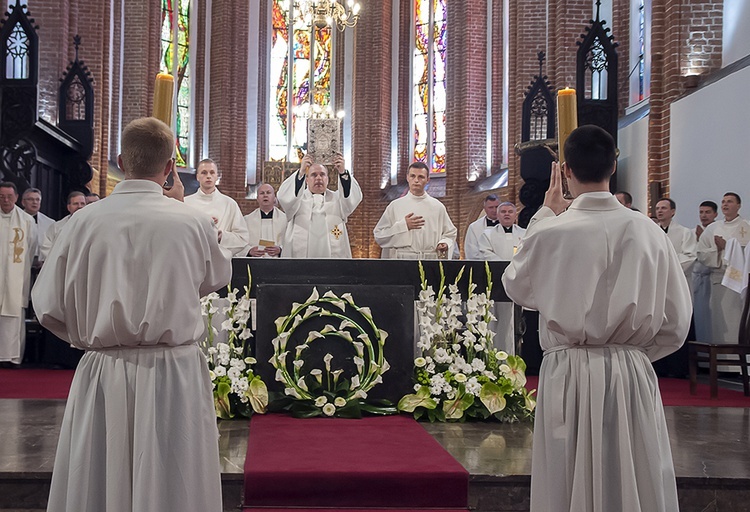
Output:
top-left (29, 0), bottom-right (729, 249)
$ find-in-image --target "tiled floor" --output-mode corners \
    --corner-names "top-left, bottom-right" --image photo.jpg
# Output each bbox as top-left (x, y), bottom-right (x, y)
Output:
top-left (2, 399), bottom-right (749, 511)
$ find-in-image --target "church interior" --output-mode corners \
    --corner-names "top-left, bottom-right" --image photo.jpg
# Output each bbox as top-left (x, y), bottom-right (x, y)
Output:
top-left (2, 0), bottom-right (750, 511)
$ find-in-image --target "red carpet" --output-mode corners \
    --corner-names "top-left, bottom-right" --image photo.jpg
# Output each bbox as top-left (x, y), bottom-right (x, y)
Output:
top-left (243, 414), bottom-right (469, 510)
top-left (0, 369), bottom-right (74, 399)
top-left (525, 375), bottom-right (750, 407)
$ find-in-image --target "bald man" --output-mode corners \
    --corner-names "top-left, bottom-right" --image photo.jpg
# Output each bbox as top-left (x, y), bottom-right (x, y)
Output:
top-left (277, 153), bottom-right (362, 258)
top-left (244, 183), bottom-right (287, 257)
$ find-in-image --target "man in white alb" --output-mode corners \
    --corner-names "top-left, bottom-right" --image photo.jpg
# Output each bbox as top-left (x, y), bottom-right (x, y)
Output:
top-left (278, 152), bottom-right (362, 258)
top-left (696, 192), bottom-right (750, 343)
top-left (655, 197), bottom-right (697, 276)
top-left (245, 183), bottom-right (286, 257)
top-left (692, 200), bottom-right (718, 341)
top-left (185, 158), bottom-right (250, 256)
top-left (374, 162), bottom-right (457, 259)
top-left (21, 187), bottom-right (54, 263)
top-left (502, 125), bottom-right (691, 512)
top-left (0, 182), bottom-right (37, 366)
top-left (40, 190), bottom-right (86, 261)
top-left (477, 202), bottom-right (526, 260)
top-left (464, 194), bottom-right (500, 260)
top-left (32, 117), bottom-right (230, 512)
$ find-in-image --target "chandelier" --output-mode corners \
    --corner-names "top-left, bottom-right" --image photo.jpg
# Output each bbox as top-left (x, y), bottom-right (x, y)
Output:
top-left (297, 0), bottom-right (361, 31)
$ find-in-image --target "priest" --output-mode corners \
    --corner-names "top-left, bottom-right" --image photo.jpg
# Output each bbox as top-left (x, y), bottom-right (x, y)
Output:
top-left (277, 152), bottom-right (362, 258)
top-left (185, 158), bottom-right (250, 256)
top-left (696, 192), bottom-right (750, 343)
top-left (32, 117), bottom-right (231, 512)
top-left (654, 197), bottom-right (697, 275)
top-left (21, 187), bottom-right (54, 262)
top-left (373, 162), bottom-right (456, 259)
top-left (244, 183), bottom-right (286, 257)
top-left (502, 125), bottom-right (691, 512)
top-left (692, 200), bottom-right (718, 341)
top-left (0, 182), bottom-right (37, 366)
top-left (463, 194), bottom-right (500, 259)
top-left (477, 202), bottom-right (526, 260)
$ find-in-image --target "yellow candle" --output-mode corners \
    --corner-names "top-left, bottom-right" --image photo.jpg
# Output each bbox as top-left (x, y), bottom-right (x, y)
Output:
top-left (557, 87), bottom-right (578, 165)
top-left (153, 73), bottom-right (174, 127)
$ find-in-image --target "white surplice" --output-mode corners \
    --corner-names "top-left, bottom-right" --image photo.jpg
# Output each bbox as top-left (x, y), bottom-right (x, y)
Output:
top-left (244, 207), bottom-right (287, 256)
top-left (696, 215), bottom-right (750, 343)
top-left (373, 192), bottom-right (457, 259)
top-left (277, 171), bottom-right (362, 258)
top-left (40, 214), bottom-right (71, 261)
top-left (185, 187), bottom-right (251, 256)
top-left (32, 180), bottom-right (232, 512)
top-left (663, 220), bottom-right (697, 276)
top-left (0, 206), bottom-right (37, 363)
top-left (477, 224), bottom-right (526, 261)
top-left (502, 192), bottom-right (691, 512)
top-left (464, 215), bottom-right (491, 260)
top-left (31, 211), bottom-right (55, 261)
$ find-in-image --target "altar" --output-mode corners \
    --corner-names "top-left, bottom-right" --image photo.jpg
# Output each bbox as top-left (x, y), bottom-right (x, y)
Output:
top-left (230, 259), bottom-right (513, 402)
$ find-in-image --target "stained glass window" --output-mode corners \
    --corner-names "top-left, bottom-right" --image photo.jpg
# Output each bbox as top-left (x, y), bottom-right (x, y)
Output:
top-left (413, 0), bottom-right (446, 174)
top-left (160, 0), bottom-right (190, 168)
top-left (270, 0), bottom-right (333, 163)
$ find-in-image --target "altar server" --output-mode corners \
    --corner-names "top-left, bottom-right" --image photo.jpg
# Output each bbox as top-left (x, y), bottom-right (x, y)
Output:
top-left (692, 200), bottom-right (718, 341)
top-left (0, 182), bottom-right (37, 365)
top-left (464, 194), bottom-right (500, 260)
top-left (696, 192), bottom-right (750, 343)
top-left (502, 125), bottom-right (691, 512)
top-left (245, 183), bottom-right (286, 257)
top-left (374, 162), bottom-right (457, 259)
top-left (278, 152), bottom-right (362, 258)
top-left (32, 117), bottom-right (231, 512)
top-left (185, 158), bottom-right (250, 256)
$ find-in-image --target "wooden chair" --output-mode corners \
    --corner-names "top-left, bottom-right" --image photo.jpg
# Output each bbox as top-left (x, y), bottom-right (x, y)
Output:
top-left (688, 273), bottom-right (750, 399)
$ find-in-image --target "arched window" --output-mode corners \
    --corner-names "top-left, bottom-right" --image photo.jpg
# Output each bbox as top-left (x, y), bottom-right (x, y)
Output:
top-left (269, 0), bottom-right (333, 163)
top-left (160, 0), bottom-right (191, 168)
top-left (412, 0), bottom-right (447, 174)
top-left (629, 0), bottom-right (650, 104)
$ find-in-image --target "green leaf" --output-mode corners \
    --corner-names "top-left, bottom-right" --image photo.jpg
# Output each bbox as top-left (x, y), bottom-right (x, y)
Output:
top-left (247, 376), bottom-right (269, 414)
top-left (479, 381), bottom-right (507, 414)
top-left (359, 403), bottom-right (398, 415)
top-left (336, 400), bottom-right (363, 419)
top-left (214, 381), bottom-right (233, 419)
top-left (442, 391), bottom-right (474, 420)
top-left (397, 386), bottom-right (437, 412)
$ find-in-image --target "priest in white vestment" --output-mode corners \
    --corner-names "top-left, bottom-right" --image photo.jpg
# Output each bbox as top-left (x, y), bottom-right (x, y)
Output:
top-left (21, 187), bottom-right (55, 262)
top-left (502, 126), bottom-right (691, 512)
top-left (692, 200), bottom-right (718, 341)
top-left (374, 162), bottom-right (457, 259)
top-left (32, 118), bottom-right (231, 512)
top-left (40, 191), bottom-right (87, 260)
top-left (476, 201), bottom-right (526, 354)
top-left (655, 197), bottom-right (697, 277)
top-left (0, 182), bottom-right (37, 365)
top-left (464, 194), bottom-right (500, 259)
top-left (185, 158), bottom-right (250, 256)
top-left (278, 153), bottom-right (362, 258)
top-left (696, 192), bottom-right (750, 344)
top-left (244, 183), bottom-right (286, 257)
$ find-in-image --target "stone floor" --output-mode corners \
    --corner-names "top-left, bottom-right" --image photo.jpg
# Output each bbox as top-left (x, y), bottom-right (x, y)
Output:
top-left (1, 396), bottom-right (749, 511)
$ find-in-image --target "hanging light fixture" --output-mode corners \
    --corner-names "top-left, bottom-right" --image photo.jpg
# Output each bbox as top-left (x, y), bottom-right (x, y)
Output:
top-left (298, 0), bottom-right (361, 31)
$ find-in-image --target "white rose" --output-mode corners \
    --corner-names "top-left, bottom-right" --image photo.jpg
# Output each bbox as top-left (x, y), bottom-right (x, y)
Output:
top-left (314, 396), bottom-right (328, 407)
top-left (455, 373), bottom-right (467, 383)
top-left (334, 397), bottom-right (347, 407)
top-left (414, 357), bottom-right (427, 367)
top-left (322, 403), bottom-right (336, 416)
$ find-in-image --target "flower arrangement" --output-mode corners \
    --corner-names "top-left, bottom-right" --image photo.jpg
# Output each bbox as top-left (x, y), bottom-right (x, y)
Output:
top-left (398, 262), bottom-right (536, 422)
top-left (267, 287), bottom-right (396, 418)
top-left (200, 269), bottom-right (268, 419)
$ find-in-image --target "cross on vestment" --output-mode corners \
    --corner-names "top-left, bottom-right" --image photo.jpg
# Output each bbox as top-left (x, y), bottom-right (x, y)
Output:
top-left (331, 225), bottom-right (342, 240)
top-left (741, 226), bottom-right (748, 238)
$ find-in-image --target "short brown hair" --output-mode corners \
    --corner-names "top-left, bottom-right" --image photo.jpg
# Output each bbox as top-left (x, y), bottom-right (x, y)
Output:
top-left (121, 117), bottom-right (174, 178)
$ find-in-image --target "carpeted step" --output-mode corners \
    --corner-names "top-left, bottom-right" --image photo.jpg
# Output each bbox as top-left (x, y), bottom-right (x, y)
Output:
top-left (243, 509), bottom-right (467, 512)
top-left (243, 414), bottom-right (469, 509)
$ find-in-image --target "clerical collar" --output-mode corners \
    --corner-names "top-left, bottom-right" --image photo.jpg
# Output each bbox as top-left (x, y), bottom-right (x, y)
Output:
top-left (486, 218), bottom-right (499, 227)
top-left (661, 225), bottom-right (669, 234)
top-left (502, 225), bottom-right (513, 233)
top-left (33, 213), bottom-right (38, 224)
top-left (260, 210), bottom-right (274, 219)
